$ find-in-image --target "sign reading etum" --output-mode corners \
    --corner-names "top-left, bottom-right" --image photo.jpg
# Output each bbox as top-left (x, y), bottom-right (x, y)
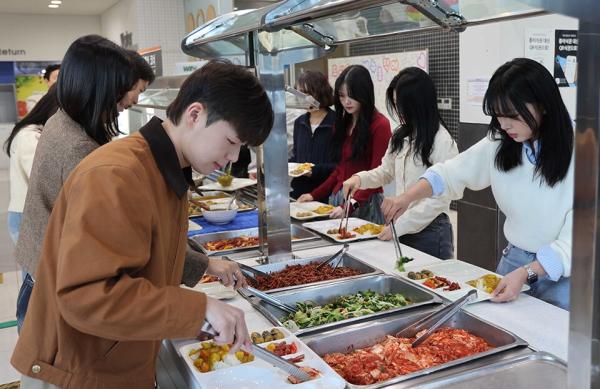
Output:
top-left (328, 50), bottom-right (429, 126)
top-left (0, 48), bottom-right (26, 56)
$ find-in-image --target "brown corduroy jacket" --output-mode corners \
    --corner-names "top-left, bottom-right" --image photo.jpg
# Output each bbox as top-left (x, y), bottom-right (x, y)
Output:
top-left (11, 123), bottom-right (206, 389)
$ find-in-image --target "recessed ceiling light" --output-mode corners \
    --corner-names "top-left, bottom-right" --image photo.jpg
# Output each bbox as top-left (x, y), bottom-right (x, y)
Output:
top-left (51, 0), bottom-right (62, 4)
top-left (48, 4), bottom-right (59, 8)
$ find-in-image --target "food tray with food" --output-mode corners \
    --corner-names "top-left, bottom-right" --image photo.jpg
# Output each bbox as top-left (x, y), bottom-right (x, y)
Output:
top-left (179, 326), bottom-right (345, 388)
top-left (418, 351), bottom-right (566, 389)
top-left (301, 306), bottom-right (527, 388)
top-left (248, 275), bottom-right (441, 336)
top-left (188, 197), bottom-right (254, 218)
top-left (249, 253), bottom-right (381, 293)
top-left (302, 218), bottom-right (383, 242)
top-left (289, 162), bottom-right (315, 177)
top-left (396, 259), bottom-right (530, 304)
top-left (197, 177), bottom-right (257, 191)
top-left (189, 225), bottom-right (319, 255)
top-left (290, 201), bottom-right (334, 220)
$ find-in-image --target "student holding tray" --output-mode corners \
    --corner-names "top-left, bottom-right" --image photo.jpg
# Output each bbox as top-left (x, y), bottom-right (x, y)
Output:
top-left (380, 58), bottom-right (573, 310)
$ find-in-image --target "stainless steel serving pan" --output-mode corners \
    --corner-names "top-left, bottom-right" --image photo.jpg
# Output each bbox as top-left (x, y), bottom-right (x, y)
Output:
top-left (417, 351), bottom-right (565, 389)
top-left (248, 275), bottom-right (442, 336)
top-left (189, 225), bottom-right (318, 255)
top-left (249, 252), bottom-right (382, 293)
top-left (301, 308), bottom-right (528, 389)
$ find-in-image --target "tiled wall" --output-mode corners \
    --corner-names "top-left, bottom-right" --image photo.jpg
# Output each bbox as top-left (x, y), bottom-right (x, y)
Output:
top-left (134, 0), bottom-right (187, 76)
top-left (349, 29), bottom-right (460, 142)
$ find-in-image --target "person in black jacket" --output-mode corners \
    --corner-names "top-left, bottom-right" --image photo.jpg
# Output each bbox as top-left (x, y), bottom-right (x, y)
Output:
top-left (290, 71), bottom-right (337, 200)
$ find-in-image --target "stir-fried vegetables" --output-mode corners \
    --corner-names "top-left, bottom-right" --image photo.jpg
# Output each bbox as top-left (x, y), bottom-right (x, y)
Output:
top-left (283, 290), bottom-right (411, 329)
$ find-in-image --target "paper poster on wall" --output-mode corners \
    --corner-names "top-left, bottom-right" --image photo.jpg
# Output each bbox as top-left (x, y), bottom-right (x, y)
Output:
top-left (14, 61), bottom-right (56, 118)
top-left (139, 46), bottom-right (163, 77)
top-left (328, 50), bottom-right (428, 125)
top-left (524, 28), bottom-right (553, 74)
top-left (554, 30), bottom-right (577, 87)
top-left (466, 78), bottom-right (489, 106)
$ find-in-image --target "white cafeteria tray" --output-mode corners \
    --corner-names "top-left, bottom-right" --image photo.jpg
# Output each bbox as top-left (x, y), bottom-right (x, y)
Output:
top-left (179, 326), bottom-right (345, 389)
top-left (302, 217), bottom-right (381, 243)
top-left (396, 259), bottom-right (530, 304)
top-left (197, 177), bottom-right (257, 192)
top-left (290, 201), bottom-right (333, 221)
top-left (288, 162), bottom-right (314, 177)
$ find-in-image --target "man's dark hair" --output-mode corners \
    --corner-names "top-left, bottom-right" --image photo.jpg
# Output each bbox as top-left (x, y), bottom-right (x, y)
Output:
top-left (484, 57), bottom-right (573, 187)
top-left (166, 59), bottom-right (273, 147)
top-left (125, 49), bottom-right (155, 84)
top-left (57, 35), bottom-right (135, 145)
top-left (43, 64), bottom-right (60, 81)
top-left (4, 84), bottom-right (58, 157)
top-left (296, 71), bottom-right (334, 108)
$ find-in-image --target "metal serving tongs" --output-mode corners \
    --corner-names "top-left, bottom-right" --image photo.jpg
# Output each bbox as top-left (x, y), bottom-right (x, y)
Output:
top-left (221, 255), bottom-right (272, 280)
top-left (316, 243), bottom-right (349, 271)
top-left (243, 286), bottom-right (297, 315)
top-left (197, 321), bottom-right (312, 383)
top-left (396, 289), bottom-right (478, 347)
top-left (338, 192), bottom-right (353, 234)
top-left (389, 221), bottom-right (403, 259)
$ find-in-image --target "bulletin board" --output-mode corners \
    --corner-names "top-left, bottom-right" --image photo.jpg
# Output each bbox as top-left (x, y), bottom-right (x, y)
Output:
top-left (328, 50), bottom-right (428, 126)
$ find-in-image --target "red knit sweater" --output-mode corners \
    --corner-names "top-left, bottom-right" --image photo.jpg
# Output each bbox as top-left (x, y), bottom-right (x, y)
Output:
top-left (310, 111), bottom-right (391, 204)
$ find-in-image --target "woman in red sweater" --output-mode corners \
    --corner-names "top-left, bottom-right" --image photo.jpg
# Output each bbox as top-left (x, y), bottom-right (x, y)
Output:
top-left (298, 65), bottom-right (391, 224)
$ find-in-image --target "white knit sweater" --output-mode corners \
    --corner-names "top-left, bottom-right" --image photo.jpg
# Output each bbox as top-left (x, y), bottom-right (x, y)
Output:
top-left (8, 124), bottom-right (42, 212)
top-left (429, 136), bottom-right (573, 277)
top-left (357, 126), bottom-right (458, 236)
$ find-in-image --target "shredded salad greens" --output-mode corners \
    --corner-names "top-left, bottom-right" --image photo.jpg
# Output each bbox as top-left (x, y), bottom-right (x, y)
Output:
top-left (283, 290), bottom-right (412, 329)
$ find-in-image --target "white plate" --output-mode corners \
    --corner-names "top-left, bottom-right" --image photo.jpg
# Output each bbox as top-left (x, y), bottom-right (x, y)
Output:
top-left (198, 178), bottom-right (257, 192)
top-left (396, 259), bottom-right (530, 304)
top-left (179, 326), bottom-right (345, 389)
top-left (302, 217), bottom-right (381, 243)
top-left (289, 162), bottom-right (314, 178)
top-left (290, 201), bottom-right (333, 221)
top-left (187, 281), bottom-right (237, 300)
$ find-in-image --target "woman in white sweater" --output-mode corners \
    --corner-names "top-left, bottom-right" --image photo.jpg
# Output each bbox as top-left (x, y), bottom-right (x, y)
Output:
top-left (4, 85), bottom-right (58, 244)
top-left (382, 58), bottom-right (573, 309)
top-left (343, 67), bottom-right (458, 258)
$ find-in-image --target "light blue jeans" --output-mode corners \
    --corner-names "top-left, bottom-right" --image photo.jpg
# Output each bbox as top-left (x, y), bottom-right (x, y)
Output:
top-left (496, 243), bottom-right (570, 310)
top-left (7, 211), bottom-right (22, 244)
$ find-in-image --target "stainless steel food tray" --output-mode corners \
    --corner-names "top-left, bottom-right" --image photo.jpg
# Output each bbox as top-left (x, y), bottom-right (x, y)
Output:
top-left (248, 275), bottom-right (442, 336)
top-left (301, 308), bottom-right (528, 389)
top-left (189, 225), bottom-right (318, 255)
top-left (417, 351), bottom-right (565, 389)
top-left (250, 253), bottom-right (382, 293)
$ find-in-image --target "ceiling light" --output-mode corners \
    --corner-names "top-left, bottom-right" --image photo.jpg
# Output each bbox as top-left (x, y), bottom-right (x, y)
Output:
top-left (48, 4), bottom-right (59, 8)
top-left (51, 0), bottom-right (62, 4)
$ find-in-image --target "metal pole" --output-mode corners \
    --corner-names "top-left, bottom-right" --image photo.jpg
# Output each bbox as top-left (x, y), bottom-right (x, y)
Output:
top-left (569, 20), bottom-right (600, 389)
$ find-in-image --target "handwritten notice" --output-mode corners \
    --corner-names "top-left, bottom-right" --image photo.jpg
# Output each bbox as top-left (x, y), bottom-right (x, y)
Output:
top-left (328, 50), bottom-right (428, 125)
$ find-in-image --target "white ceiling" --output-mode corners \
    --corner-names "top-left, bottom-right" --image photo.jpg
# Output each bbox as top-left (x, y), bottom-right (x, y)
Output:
top-left (0, 0), bottom-right (120, 15)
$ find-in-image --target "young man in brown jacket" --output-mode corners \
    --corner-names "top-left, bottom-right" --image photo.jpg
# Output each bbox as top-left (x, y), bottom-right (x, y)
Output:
top-left (11, 60), bottom-right (274, 389)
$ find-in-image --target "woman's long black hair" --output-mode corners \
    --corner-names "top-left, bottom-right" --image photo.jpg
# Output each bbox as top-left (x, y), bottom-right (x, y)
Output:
top-left (386, 67), bottom-right (448, 167)
top-left (3, 84), bottom-right (59, 157)
top-left (484, 57), bottom-right (573, 187)
top-left (58, 35), bottom-right (135, 145)
top-left (331, 65), bottom-right (375, 161)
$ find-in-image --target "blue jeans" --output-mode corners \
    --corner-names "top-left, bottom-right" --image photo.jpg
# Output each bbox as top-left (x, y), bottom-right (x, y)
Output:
top-left (496, 244), bottom-right (570, 310)
top-left (17, 273), bottom-right (34, 333)
top-left (398, 213), bottom-right (454, 259)
top-left (7, 211), bottom-right (22, 244)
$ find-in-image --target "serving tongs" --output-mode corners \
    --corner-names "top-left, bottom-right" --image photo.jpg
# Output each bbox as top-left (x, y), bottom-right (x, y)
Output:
top-left (389, 221), bottom-right (403, 259)
top-left (243, 286), bottom-right (297, 314)
top-left (396, 289), bottom-right (477, 348)
top-left (316, 243), bottom-right (349, 270)
top-left (197, 321), bottom-right (312, 383)
top-left (221, 255), bottom-right (272, 280)
top-left (337, 192), bottom-right (353, 234)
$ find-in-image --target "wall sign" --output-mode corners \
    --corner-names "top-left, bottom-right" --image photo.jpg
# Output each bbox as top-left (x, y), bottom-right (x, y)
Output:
top-left (0, 48), bottom-right (26, 56)
top-left (139, 46), bottom-right (163, 78)
top-left (524, 28), bottom-right (553, 74)
top-left (554, 30), bottom-right (577, 87)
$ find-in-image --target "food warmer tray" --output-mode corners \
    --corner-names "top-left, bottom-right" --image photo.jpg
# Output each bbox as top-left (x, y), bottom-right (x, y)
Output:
top-left (248, 274), bottom-right (442, 336)
top-left (416, 351), bottom-right (566, 389)
top-left (189, 224), bottom-right (319, 255)
top-left (300, 308), bottom-right (528, 389)
top-left (249, 252), bottom-right (383, 293)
